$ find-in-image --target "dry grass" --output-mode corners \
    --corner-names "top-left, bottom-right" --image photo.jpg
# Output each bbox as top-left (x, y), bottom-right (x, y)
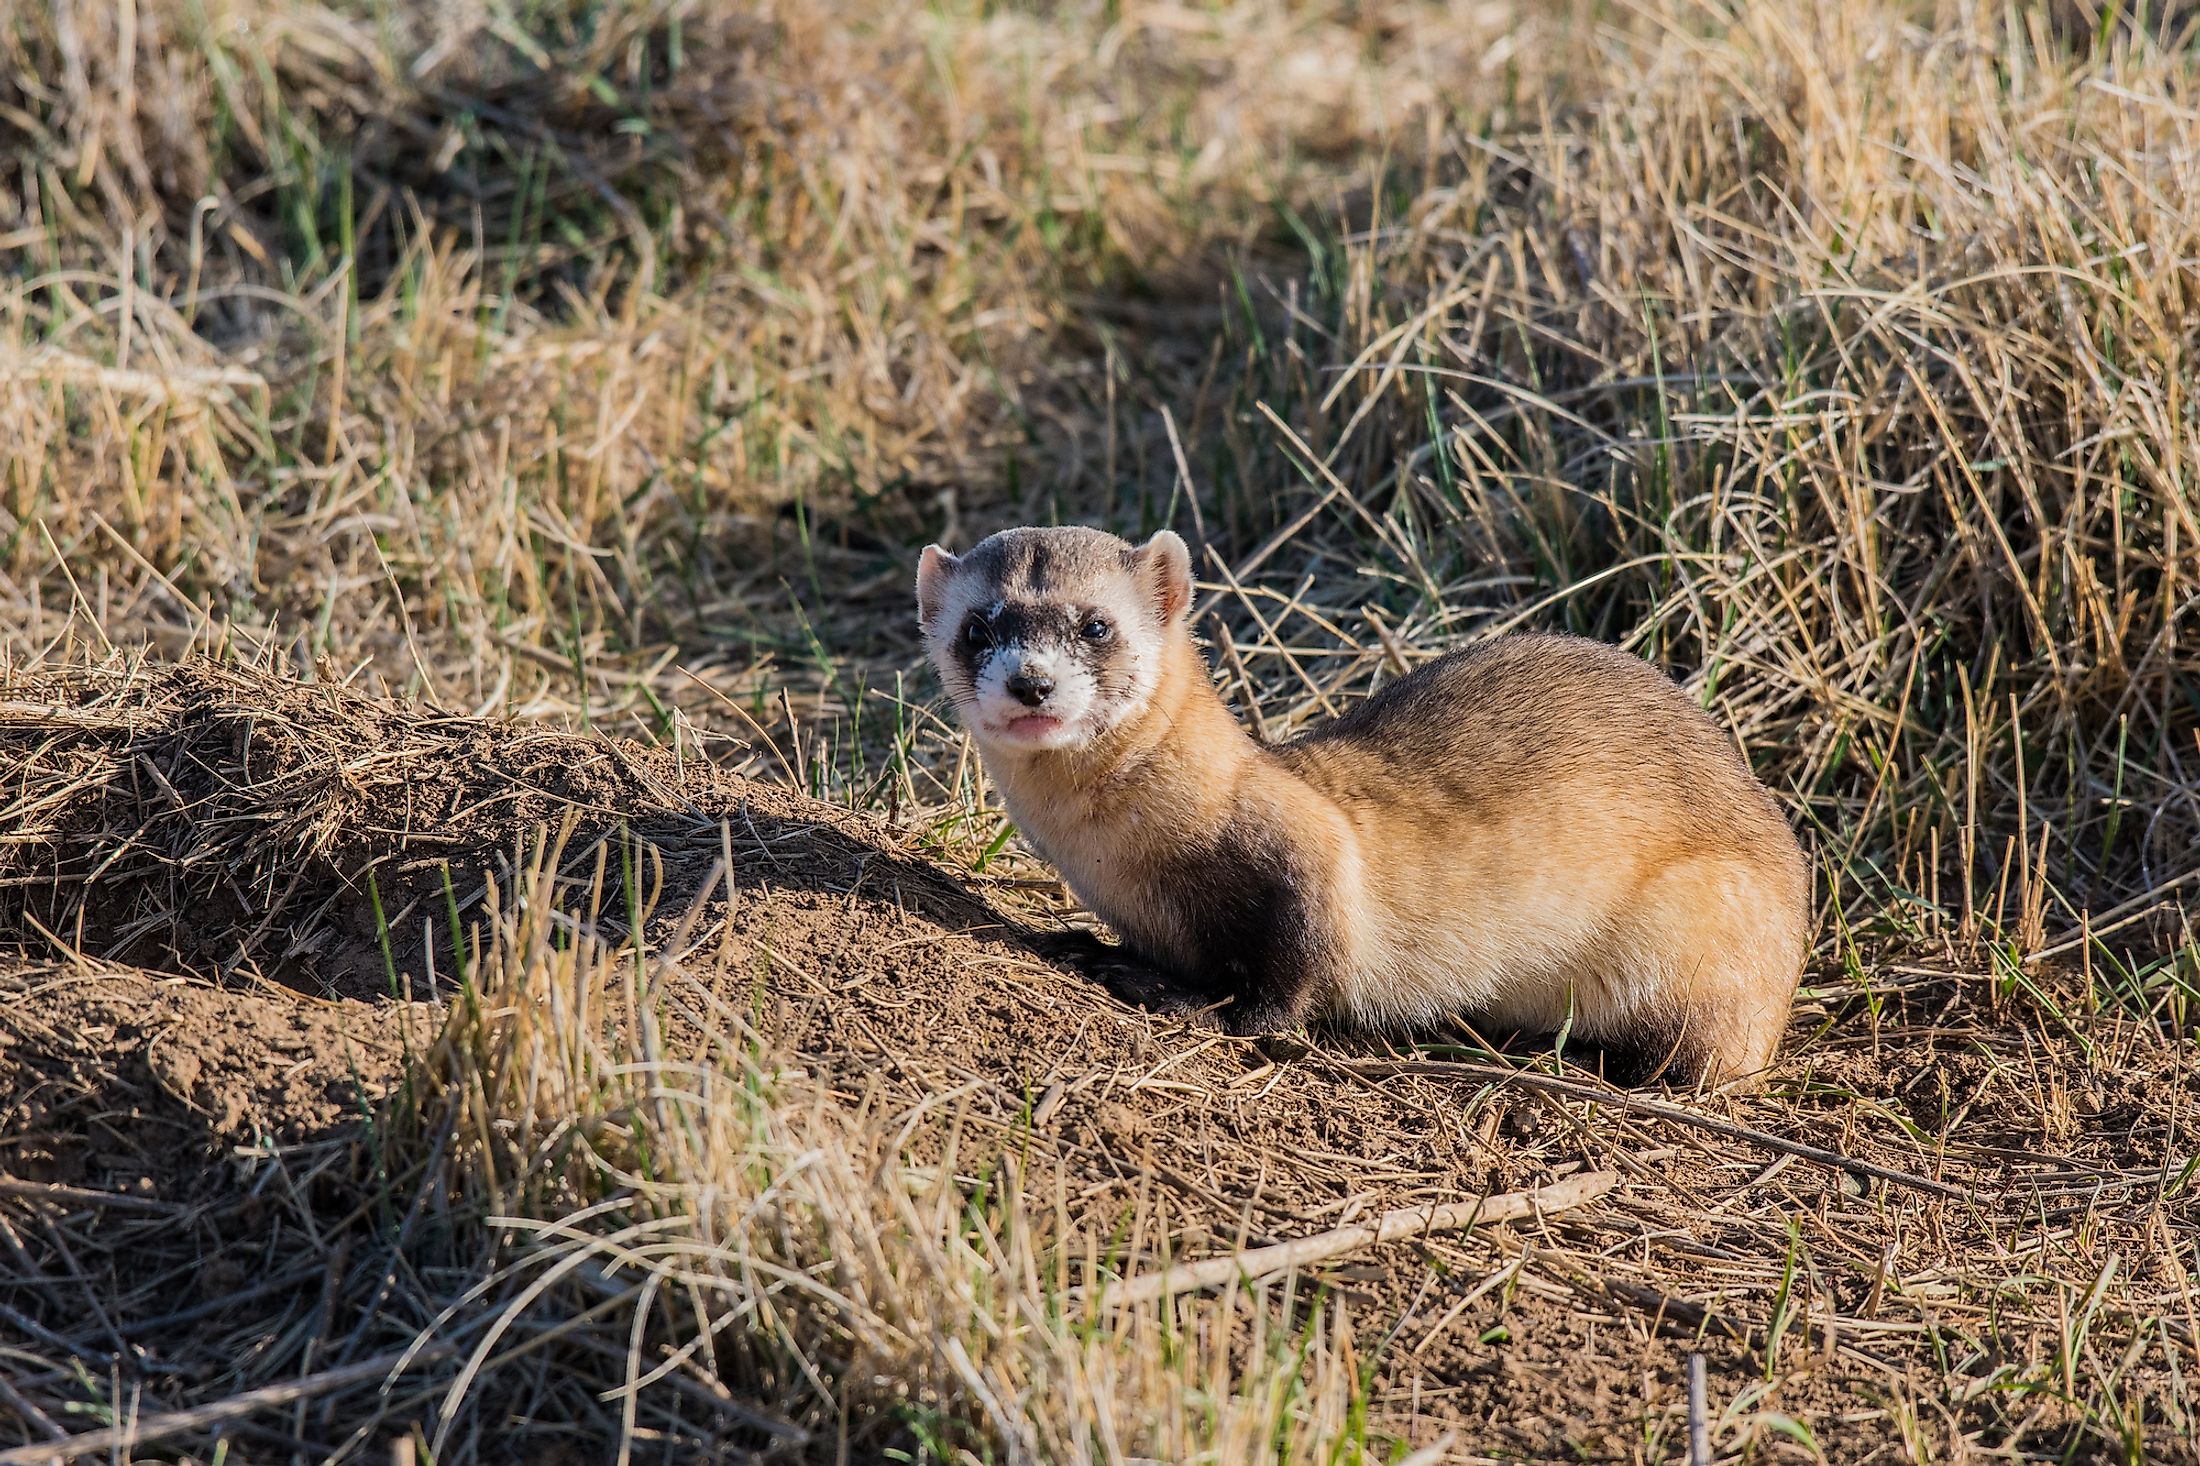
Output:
top-left (3, 0), bottom-right (2199, 1460)
top-left (1, 0), bottom-right (1545, 713)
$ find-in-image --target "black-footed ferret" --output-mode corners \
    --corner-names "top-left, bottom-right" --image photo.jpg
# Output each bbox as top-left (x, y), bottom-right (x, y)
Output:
top-left (916, 525), bottom-right (1811, 1087)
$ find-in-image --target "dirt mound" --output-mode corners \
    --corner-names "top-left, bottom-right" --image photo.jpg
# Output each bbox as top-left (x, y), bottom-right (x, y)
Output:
top-left (2, 660), bottom-right (1003, 1002)
top-left (2, 663), bottom-right (2195, 1463)
top-left (0, 965), bottom-right (425, 1187)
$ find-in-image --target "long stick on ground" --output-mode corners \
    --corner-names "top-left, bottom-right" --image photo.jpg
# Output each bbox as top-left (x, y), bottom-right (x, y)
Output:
top-left (1095, 1170), bottom-right (1617, 1309)
top-left (1328, 1058), bottom-right (1975, 1202)
top-left (1686, 1351), bottom-right (1711, 1466)
top-left (0, 1353), bottom-right (430, 1466)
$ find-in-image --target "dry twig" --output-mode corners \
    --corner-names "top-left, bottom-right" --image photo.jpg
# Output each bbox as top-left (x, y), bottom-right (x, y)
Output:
top-left (1094, 1171), bottom-right (1617, 1307)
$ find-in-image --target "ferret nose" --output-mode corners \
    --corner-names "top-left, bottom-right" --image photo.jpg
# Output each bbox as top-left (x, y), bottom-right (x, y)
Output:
top-left (1007, 670), bottom-right (1054, 707)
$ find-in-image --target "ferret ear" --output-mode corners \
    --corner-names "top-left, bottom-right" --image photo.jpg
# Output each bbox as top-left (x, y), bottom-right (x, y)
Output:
top-left (915, 545), bottom-right (960, 629)
top-left (1136, 530), bottom-right (1192, 623)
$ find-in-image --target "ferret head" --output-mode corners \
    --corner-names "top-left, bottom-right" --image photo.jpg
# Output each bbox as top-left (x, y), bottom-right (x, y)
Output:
top-left (916, 526), bottom-right (1192, 754)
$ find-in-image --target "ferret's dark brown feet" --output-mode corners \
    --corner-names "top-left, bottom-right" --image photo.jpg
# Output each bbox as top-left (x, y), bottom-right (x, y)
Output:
top-left (1025, 928), bottom-right (1111, 965)
top-left (1218, 996), bottom-right (1307, 1037)
top-left (1101, 965), bottom-right (1213, 1018)
top-left (1028, 930), bottom-right (1211, 1017)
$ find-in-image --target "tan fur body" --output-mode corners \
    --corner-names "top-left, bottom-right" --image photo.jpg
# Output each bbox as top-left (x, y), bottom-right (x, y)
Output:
top-left (918, 528), bottom-right (1811, 1086)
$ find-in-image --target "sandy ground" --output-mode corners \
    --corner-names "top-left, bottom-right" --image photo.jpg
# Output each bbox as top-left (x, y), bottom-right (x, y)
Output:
top-left (2, 663), bottom-right (2193, 1462)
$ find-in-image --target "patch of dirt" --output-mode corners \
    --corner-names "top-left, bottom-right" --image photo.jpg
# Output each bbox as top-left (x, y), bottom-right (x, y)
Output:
top-left (0, 967), bottom-right (425, 1192)
top-left (2, 662), bottom-right (2194, 1463)
top-left (0, 963), bottom-right (434, 1458)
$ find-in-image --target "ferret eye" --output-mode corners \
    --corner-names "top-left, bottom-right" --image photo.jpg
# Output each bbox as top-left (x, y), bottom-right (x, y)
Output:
top-left (1080, 616), bottom-right (1113, 642)
top-left (962, 618), bottom-right (989, 648)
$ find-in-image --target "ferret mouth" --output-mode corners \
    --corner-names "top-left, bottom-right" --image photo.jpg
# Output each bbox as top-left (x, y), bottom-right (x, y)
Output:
top-left (972, 686), bottom-right (1098, 749)
top-left (979, 709), bottom-right (1087, 749)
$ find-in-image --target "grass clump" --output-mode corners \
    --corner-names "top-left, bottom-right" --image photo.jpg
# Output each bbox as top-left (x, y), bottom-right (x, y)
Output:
top-left (2, 0), bottom-right (2198, 1460)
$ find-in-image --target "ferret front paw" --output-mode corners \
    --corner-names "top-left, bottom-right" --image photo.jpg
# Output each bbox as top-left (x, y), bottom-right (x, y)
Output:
top-left (1026, 929), bottom-right (1118, 967)
top-left (1218, 998), bottom-right (1304, 1037)
top-left (1098, 964), bottom-right (1212, 1018)
top-left (1027, 930), bottom-right (1210, 1018)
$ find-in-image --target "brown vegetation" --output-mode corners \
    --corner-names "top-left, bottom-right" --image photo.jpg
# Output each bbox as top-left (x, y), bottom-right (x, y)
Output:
top-left (2, 0), bottom-right (2196, 1459)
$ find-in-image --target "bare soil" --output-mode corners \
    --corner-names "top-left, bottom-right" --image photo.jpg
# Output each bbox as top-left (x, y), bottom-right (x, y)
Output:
top-left (2, 663), bottom-right (2193, 1462)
